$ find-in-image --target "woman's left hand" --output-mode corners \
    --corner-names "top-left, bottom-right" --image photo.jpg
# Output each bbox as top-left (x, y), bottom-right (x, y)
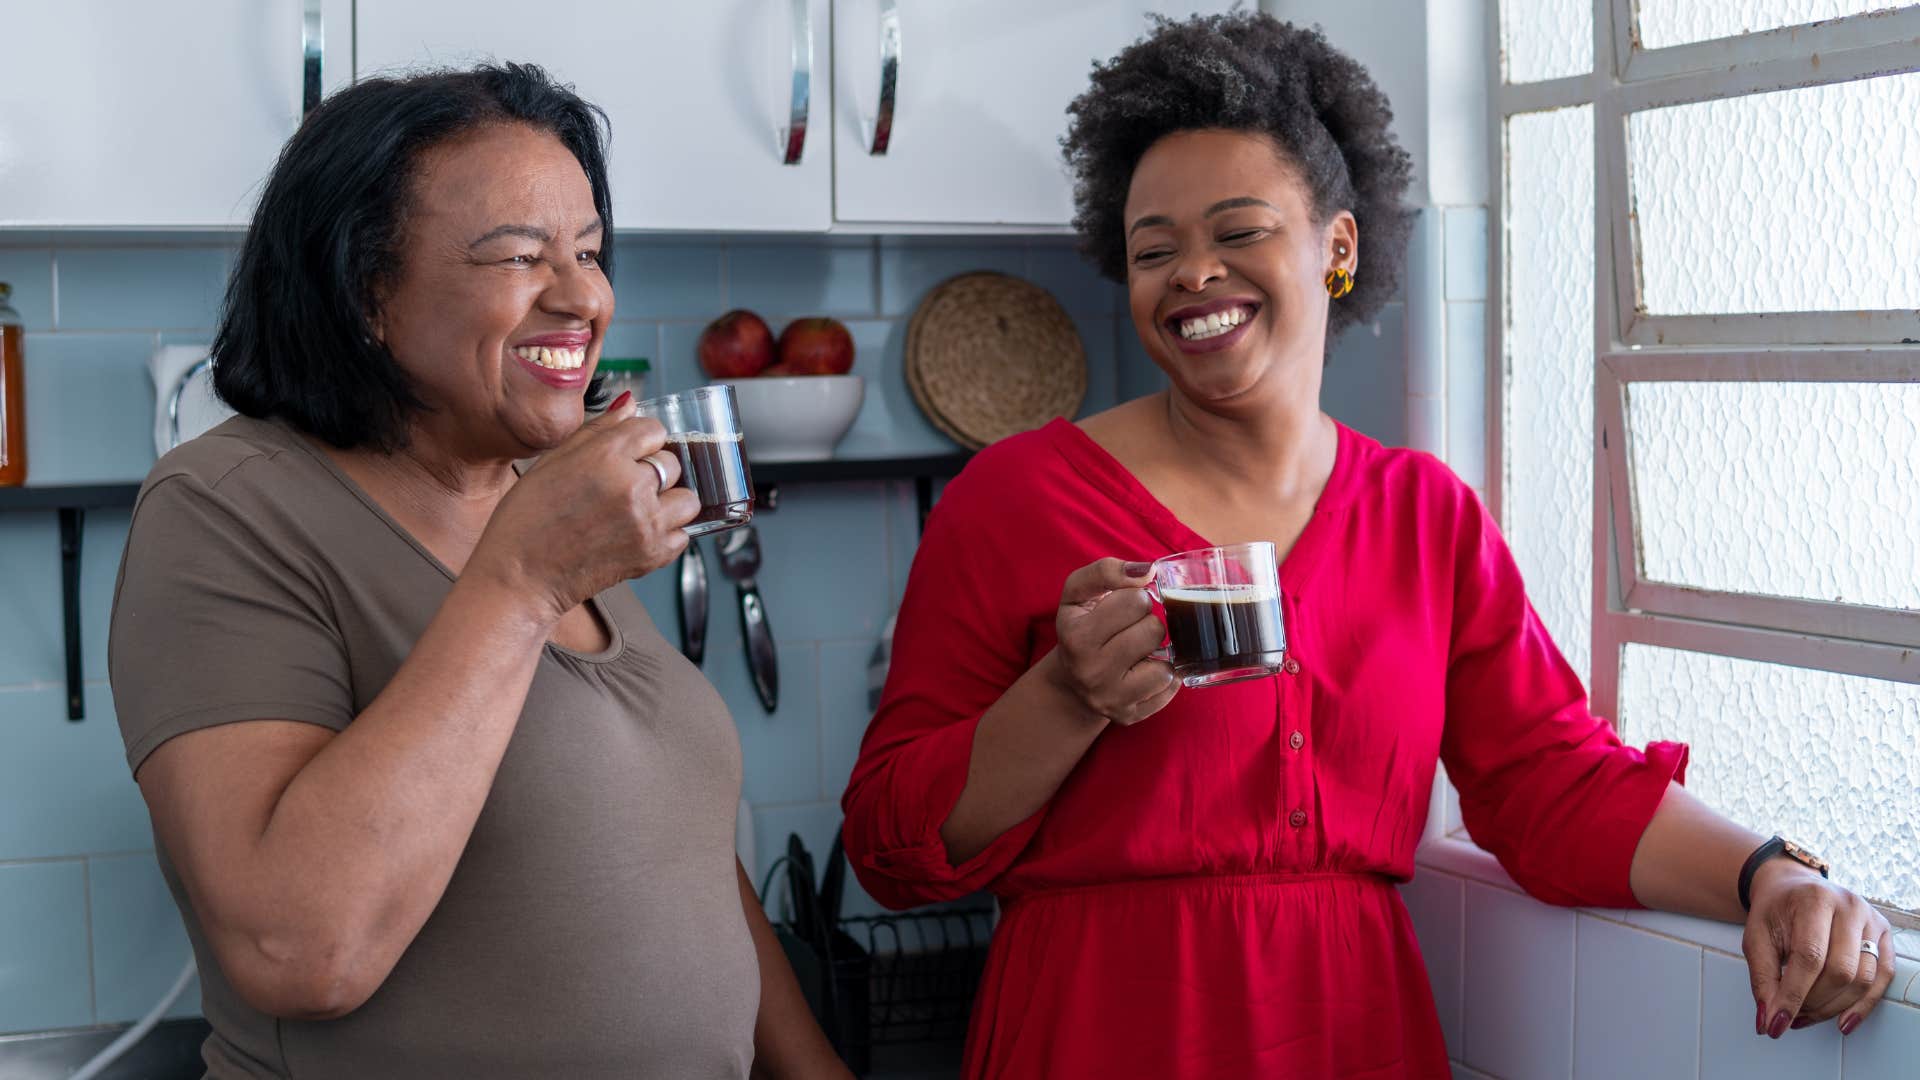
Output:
top-left (1744, 861), bottom-right (1897, 1038)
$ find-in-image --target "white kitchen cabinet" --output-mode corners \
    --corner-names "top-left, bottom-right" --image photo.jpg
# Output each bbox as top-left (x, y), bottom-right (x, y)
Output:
top-left (830, 1), bottom-right (1234, 227)
top-left (0, 0), bottom-right (352, 228)
top-left (355, 0), bottom-right (833, 233)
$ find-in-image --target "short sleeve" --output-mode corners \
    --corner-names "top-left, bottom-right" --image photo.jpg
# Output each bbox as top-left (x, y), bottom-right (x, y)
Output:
top-left (840, 466), bottom-right (1050, 910)
top-left (1440, 489), bottom-right (1688, 909)
top-left (110, 472), bottom-right (354, 773)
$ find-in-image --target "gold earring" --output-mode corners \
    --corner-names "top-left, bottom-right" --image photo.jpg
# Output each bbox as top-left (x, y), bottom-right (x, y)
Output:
top-left (1325, 267), bottom-right (1354, 299)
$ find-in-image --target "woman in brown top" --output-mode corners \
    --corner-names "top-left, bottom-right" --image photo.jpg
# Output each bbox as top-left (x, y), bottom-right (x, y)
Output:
top-left (107, 64), bottom-right (848, 1079)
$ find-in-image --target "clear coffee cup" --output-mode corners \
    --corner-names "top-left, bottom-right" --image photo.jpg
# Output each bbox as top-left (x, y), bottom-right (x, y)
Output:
top-left (634, 385), bottom-right (753, 537)
top-left (1147, 541), bottom-right (1288, 688)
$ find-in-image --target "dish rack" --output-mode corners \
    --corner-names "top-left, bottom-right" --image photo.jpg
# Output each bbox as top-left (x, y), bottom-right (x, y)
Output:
top-left (761, 828), bottom-right (996, 1076)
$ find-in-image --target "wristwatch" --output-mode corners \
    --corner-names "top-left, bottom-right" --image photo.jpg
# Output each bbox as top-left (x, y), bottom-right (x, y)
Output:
top-left (1738, 836), bottom-right (1830, 911)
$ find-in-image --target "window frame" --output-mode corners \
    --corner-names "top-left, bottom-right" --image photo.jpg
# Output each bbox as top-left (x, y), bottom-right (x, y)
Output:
top-left (1478, 0), bottom-right (1920, 918)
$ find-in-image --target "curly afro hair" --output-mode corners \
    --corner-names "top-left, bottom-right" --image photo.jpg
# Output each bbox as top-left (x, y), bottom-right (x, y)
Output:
top-left (1062, 12), bottom-right (1414, 341)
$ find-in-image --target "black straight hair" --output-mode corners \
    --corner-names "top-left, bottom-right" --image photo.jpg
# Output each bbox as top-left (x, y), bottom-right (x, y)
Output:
top-left (213, 62), bottom-right (614, 451)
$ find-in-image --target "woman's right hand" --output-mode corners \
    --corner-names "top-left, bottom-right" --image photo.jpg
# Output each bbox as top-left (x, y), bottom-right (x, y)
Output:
top-left (1044, 558), bottom-right (1180, 727)
top-left (467, 392), bottom-right (702, 622)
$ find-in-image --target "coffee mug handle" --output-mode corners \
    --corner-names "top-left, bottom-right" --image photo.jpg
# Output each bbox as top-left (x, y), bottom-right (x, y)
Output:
top-left (1142, 561), bottom-right (1173, 663)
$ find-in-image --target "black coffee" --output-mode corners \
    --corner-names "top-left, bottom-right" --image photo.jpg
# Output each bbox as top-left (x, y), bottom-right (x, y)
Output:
top-left (667, 432), bottom-right (753, 534)
top-left (1162, 584), bottom-right (1285, 680)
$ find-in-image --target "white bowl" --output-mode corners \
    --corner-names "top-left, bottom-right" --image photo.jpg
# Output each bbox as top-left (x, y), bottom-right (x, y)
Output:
top-left (723, 374), bottom-right (866, 463)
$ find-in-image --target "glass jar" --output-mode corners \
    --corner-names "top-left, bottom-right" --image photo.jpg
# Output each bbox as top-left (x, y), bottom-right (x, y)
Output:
top-left (595, 357), bottom-right (650, 410)
top-left (0, 282), bottom-right (25, 487)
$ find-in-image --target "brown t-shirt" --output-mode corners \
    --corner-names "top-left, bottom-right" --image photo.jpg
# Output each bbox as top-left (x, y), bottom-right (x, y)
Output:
top-left (108, 416), bottom-right (759, 1079)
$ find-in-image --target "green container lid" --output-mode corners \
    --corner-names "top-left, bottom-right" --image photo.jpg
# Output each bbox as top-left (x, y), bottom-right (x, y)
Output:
top-left (598, 357), bottom-right (650, 373)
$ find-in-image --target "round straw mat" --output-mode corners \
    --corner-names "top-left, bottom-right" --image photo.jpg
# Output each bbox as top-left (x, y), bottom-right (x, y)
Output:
top-left (905, 272), bottom-right (1086, 450)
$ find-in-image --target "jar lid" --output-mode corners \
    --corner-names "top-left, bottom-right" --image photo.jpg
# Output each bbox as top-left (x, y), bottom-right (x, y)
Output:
top-left (598, 356), bottom-right (650, 373)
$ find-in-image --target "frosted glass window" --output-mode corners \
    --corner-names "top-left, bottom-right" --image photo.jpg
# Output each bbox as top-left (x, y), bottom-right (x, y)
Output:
top-left (1636, 1), bottom-right (1896, 50)
top-left (1630, 72), bottom-right (1920, 315)
top-left (1628, 381), bottom-right (1920, 610)
top-left (1620, 644), bottom-right (1920, 910)
top-left (1505, 106), bottom-right (1595, 682)
top-left (1501, 0), bottom-right (1593, 83)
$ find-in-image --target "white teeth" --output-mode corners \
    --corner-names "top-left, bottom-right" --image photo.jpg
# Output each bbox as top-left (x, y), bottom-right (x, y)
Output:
top-left (1176, 306), bottom-right (1255, 341)
top-left (513, 345), bottom-right (586, 371)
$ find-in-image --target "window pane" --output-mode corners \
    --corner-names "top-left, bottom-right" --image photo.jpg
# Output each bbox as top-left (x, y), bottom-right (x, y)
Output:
top-left (1505, 106), bottom-right (1595, 682)
top-left (1620, 644), bottom-right (1920, 911)
top-left (1636, 1), bottom-right (1897, 50)
top-left (1629, 381), bottom-right (1920, 610)
top-left (1501, 0), bottom-right (1593, 82)
top-left (1630, 73), bottom-right (1920, 315)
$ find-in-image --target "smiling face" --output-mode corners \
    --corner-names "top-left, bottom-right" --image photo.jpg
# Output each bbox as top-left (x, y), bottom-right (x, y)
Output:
top-left (1123, 129), bottom-right (1356, 413)
top-left (373, 122), bottom-right (612, 462)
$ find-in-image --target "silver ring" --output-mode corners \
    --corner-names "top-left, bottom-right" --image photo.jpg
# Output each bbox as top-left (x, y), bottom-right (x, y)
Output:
top-left (642, 454), bottom-right (673, 493)
top-left (1862, 939), bottom-right (1880, 958)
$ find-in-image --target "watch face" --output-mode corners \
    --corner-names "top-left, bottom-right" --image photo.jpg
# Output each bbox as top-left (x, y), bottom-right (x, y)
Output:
top-left (1782, 839), bottom-right (1831, 876)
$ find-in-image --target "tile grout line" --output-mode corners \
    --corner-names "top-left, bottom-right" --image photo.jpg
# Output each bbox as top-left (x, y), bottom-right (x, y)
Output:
top-left (1695, 948), bottom-right (1706, 1080)
top-left (82, 856), bottom-right (96, 1022)
top-left (1570, 914), bottom-right (1582, 1079)
top-left (814, 641), bottom-right (829, 802)
top-left (1453, 873), bottom-right (1466, 1059)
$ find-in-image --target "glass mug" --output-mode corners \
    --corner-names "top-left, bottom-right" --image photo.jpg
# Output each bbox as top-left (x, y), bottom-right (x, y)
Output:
top-left (634, 385), bottom-right (753, 537)
top-left (1147, 541), bottom-right (1288, 688)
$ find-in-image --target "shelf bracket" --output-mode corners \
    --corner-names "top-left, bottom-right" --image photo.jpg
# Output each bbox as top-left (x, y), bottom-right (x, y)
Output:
top-left (59, 507), bottom-right (85, 720)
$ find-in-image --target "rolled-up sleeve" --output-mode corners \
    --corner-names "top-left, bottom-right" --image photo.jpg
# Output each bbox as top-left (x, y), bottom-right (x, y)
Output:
top-left (840, 472), bottom-right (1048, 909)
top-left (1440, 491), bottom-right (1688, 909)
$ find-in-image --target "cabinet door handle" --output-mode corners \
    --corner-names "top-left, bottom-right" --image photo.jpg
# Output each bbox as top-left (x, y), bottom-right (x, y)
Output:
top-left (779, 0), bottom-right (813, 165)
top-left (302, 0), bottom-right (323, 119)
top-left (869, 0), bottom-right (900, 155)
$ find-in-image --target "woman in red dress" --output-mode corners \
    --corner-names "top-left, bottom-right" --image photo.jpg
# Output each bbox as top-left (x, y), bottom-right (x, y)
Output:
top-left (842, 14), bottom-right (1897, 1078)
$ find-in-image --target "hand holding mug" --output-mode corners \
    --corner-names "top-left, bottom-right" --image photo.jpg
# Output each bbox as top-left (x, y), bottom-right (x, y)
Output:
top-left (1045, 558), bottom-right (1179, 727)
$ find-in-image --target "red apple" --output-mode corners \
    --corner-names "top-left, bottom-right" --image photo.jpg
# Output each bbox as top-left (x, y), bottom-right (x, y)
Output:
top-left (776, 317), bottom-right (855, 375)
top-left (698, 310), bottom-right (775, 379)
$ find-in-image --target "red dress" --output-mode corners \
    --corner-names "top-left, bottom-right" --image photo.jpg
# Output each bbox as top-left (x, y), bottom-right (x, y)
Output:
top-left (841, 419), bottom-right (1688, 1079)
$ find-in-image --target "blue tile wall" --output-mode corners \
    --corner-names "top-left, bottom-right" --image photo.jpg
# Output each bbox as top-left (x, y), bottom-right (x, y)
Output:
top-left (876, 239), bottom-right (1028, 316)
top-left (56, 247), bottom-right (229, 332)
top-left (0, 861), bottom-right (93, 1032)
top-left (88, 853), bottom-right (201, 1025)
top-left (0, 248), bottom-right (55, 330)
top-left (0, 684), bottom-right (155, 862)
top-left (728, 239), bottom-right (878, 319)
top-left (608, 239), bottom-right (724, 320)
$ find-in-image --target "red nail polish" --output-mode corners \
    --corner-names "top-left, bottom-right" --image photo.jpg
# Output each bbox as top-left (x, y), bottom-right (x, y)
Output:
top-left (1769, 1010), bottom-right (1792, 1039)
top-left (1755, 1001), bottom-right (1768, 1036)
top-left (610, 390), bottom-right (633, 410)
top-left (1840, 1015), bottom-right (1860, 1036)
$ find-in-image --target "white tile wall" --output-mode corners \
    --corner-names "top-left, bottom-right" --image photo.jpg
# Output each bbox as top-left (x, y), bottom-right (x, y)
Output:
top-left (1573, 914), bottom-right (1701, 1079)
top-left (1699, 951), bottom-right (1842, 1080)
top-left (1402, 870), bottom-right (1467, 1053)
top-left (1463, 881), bottom-right (1577, 1079)
top-left (1842, 990), bottom-right (1920, 1079)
